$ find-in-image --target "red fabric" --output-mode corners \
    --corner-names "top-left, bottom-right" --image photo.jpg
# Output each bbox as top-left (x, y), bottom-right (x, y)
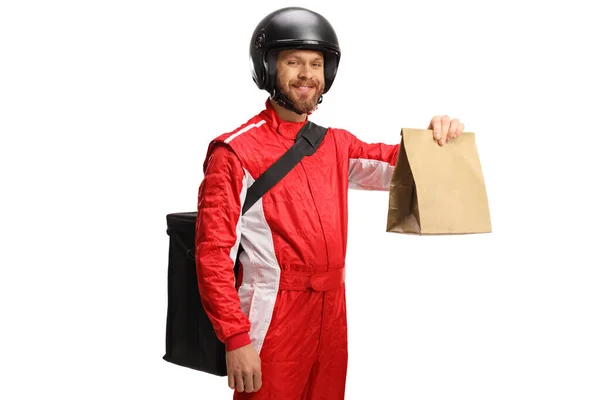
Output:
top-left (234, 285), bottom-right (350, 400)
top-left (196, 144), bottom-right (251, 343)
top-left (278, 267), bottom-right (346, 291)
top-left (196, 99), bottom-right (400, 399)
top-left (226, 332), bottom-right (252, 352)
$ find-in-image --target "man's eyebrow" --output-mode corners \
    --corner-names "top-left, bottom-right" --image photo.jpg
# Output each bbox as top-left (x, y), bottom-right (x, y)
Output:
top-left (283, 52), bottom-right (324, 61)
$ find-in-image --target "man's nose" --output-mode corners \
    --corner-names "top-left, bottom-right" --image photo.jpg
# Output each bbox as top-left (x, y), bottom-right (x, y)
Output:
top-left (297, 64), bottom-right (314, 79)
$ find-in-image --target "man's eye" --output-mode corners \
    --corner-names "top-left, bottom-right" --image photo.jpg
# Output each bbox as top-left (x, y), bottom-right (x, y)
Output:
top-left (288, 61), bottom-right (298, 65)
top-left (313, 63), bottom-right (322, 67)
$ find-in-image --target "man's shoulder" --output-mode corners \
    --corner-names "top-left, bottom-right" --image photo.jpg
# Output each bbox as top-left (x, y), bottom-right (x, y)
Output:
top-left (202, 111), bottom-right (268, 171)
top-left (212, 113), bottom-right (268, 145)
top-left (316, 125), bottom-right (352, 142)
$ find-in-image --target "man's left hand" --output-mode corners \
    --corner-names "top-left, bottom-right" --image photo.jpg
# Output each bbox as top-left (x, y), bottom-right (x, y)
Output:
top-left (428, 115), bottom-right (465, 146)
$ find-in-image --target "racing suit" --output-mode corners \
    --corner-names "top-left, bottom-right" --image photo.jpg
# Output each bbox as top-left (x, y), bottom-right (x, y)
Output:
top-left (196, 99), bottom-right (400, 399)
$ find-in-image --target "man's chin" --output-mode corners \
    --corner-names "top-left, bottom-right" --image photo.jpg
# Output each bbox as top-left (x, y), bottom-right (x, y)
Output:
top-left (293, 103), bottom-right (315, 114)
top-left (280, 89), bottom-right (321, 113)
top-left (291, 98), bottom-right (320, 114)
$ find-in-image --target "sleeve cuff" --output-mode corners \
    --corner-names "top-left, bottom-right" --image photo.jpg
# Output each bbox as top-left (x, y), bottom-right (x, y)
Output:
top-left (225, 332), bottom-right (251, 352)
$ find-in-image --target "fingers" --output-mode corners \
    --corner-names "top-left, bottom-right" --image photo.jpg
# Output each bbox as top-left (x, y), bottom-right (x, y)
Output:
top-left (429, 116), bottom-right (442, 141)
top-left (253, 370), bottom-right (263, 392)
top-left (242, 372), bottom-right (254, 393)
top-left (231, 369), bottom-right (261, 393)
top-left (440, 115), bottom-right (450, 145)
top-left (429, 115), bottom-right (465, 146)
top-left (235, 371), bottom-right (245, 392)
top-left (448, 118), bottom-right (461, 140)
top-left (228, 372), bottom-right (235, 390)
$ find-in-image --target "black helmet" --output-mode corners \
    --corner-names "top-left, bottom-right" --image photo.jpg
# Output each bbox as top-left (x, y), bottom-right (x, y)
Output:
top-left (249, 7), bottom-right (341, 113)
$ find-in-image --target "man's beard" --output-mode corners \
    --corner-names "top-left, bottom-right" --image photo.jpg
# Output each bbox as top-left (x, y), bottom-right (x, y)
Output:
top-left (276, 77), bottom-right (324, 114)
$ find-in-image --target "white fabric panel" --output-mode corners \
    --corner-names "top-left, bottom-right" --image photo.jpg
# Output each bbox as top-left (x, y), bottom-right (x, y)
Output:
top-left (348, 158), bottom-right (395, 190)
top-left (236, 170), bottom-right (281, 354)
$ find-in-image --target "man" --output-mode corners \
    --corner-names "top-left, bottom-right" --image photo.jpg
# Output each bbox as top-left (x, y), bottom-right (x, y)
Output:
top-left (195, 7), bottom-right (464, 399)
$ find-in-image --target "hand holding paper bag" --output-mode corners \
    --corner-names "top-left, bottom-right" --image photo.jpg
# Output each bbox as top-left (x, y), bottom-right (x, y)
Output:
top-left (386, 128), bottom-right (492, 235)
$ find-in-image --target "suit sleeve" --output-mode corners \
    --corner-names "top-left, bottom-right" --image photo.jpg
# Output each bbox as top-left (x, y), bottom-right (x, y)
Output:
top-left (195, 143), bottom-right (251, 351)
top-left (343, 129), bottom-right (401, 190)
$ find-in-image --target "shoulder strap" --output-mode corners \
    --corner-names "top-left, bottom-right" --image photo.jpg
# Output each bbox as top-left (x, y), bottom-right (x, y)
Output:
top-left (242, 121), bottom-right (327, 215)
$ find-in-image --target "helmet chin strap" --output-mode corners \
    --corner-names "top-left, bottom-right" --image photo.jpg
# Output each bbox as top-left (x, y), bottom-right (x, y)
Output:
top-left (271, 88), bottom-right (304, 115)
top-left (271, 88), bottom-right (323, 116)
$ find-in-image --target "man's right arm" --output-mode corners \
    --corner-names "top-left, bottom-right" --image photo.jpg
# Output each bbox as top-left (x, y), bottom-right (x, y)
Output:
top-left (195, 143), bottom-right (251, 351)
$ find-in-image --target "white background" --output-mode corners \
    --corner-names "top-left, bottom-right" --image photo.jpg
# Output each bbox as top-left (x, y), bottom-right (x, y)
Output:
top-left (1, 0), bottom-right (599, 399)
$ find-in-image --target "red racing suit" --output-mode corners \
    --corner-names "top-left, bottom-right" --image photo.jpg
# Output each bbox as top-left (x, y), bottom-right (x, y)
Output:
top-left (195, 100), bottom-right (400, 399)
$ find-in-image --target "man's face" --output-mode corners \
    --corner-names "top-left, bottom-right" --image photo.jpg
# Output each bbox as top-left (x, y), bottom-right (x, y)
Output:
top-left (275, 49), bottom-right (325, 114)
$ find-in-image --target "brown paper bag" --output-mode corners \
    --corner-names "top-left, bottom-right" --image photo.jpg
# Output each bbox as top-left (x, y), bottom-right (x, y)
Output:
top-left (386, 128), bottom-right (492, 235)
